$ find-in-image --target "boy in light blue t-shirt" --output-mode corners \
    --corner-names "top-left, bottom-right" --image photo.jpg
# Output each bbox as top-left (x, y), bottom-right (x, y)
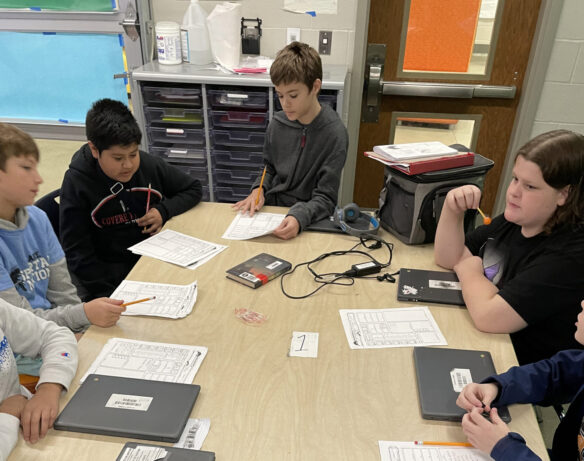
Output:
top-left (0, 123), bottom-right (126, 375)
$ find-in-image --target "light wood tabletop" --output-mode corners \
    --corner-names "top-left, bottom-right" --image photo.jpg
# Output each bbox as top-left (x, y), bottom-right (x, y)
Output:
top-left (9, 202), bottom-right (549, 460)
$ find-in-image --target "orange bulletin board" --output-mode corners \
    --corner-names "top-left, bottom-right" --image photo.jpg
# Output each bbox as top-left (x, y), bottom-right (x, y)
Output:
top-left (403, 0), bottom-right (481, 72)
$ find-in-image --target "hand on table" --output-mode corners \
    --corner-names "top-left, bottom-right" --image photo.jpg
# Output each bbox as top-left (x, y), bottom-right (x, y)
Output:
top-left (232, 188), bottom-right (264, 217)
top-left (20, 383), bottom-right (63, 443)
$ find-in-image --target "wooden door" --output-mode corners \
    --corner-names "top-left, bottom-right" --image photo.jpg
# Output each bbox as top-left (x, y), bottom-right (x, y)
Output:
top-left (354, 0), bottom-right (542, 213)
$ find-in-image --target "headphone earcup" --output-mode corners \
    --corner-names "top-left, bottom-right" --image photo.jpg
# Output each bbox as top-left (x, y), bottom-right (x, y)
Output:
top-left (343, 203), bottom-right (360, 223)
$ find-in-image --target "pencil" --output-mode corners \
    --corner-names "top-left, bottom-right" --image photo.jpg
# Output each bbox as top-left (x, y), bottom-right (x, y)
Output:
top-left (146, 183), bottom-right (152, 213)
top-left (120, 296), bottom-right (156, 308)
top-left (255, 166), bottom-right (267, 206)
top-left (414, 441), bottom-right (473, 447)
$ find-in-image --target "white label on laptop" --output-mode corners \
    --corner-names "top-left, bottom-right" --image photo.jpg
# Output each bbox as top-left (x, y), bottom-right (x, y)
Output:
top-left (429, 279), bottom-right (461, 290)
top-left (450, 368), bottom-right (473, 392)
top-left (106, 393), bottom-right (153, 411)
top-left (289, 332), bottom-right (319, 358)
top-left (119, 446), bottom-right (167, 461)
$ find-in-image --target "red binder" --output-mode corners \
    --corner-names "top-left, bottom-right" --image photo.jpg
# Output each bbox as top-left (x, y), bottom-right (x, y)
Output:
top-left (364, 151), bottom-right (475, 175)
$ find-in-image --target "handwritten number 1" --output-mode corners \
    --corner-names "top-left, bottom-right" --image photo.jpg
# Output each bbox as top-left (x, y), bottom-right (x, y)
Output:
top-left (296, 334), bottom-right (306, 351)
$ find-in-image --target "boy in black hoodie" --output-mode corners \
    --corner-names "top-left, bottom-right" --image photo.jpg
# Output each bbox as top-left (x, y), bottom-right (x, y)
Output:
top-left (60, 99), bottom-right (202, 300)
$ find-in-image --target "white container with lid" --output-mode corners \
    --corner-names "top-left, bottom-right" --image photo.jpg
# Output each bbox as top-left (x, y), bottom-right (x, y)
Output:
top-left (155, 21), bottom-right (182, 65)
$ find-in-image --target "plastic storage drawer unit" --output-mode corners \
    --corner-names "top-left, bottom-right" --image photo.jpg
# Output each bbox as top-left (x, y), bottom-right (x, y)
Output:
top-left (150, 145), bottom-right (207, 163)
top-left (148, 127), bottom-right (205, 146)
top-left (212, 130), bottom-right (265, 148)
top-left (142, 86), bottom-right (202, 107)
top-left (167, 161), bottom-right (209, 186)
top-left (215, 186), bottom-right (250, 203)
top-left (211, 150), bottom-right (263, 170)
top-left (207, 89), bottom-right (268, 109)
top-left (210, 110), bottom-right (268, 129)
top-left (214, 168), bottom-right (259, 187)
top-left (145, 107), bottom-right (203, 125)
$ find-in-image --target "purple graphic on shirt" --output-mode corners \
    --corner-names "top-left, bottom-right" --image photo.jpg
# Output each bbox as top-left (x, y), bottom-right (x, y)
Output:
top-left (484, 264), bottom-right (500, 282)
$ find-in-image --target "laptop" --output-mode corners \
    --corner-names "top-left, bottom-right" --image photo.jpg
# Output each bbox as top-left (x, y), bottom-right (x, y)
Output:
top-left (305, 214), bottom-right (374, 234)
top-left (397, 268), bottom-right (464, 306)
top-left (116, 442), bottom-right (215, 461)
top-left (413, 347), bottom-right (511, 422)
top-left (54, 374), bottom-right (200, 442)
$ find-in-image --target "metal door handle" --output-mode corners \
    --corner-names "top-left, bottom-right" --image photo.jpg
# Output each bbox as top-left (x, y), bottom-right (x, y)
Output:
top-left (381, 81), bottom-right (516, 99)
top-left (362, 44), bottom-right (516, 122)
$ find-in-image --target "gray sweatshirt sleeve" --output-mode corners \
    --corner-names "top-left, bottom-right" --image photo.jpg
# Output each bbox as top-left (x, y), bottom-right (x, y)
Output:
top-left (0, 258), bottom-right (90, 332)
top-left (0, 414), bottom-right (19, 461)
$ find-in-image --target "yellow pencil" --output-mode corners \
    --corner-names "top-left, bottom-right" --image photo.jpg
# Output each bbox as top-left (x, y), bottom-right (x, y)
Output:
top-left (414, 440), bottom-right (473, 447)
top-left (255, 166), bottom-right (267, 206)
top-left (120, 296), bottom-right (156, 308)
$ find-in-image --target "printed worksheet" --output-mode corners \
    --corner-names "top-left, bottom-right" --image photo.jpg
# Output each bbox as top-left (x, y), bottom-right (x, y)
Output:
top-left (379, 441), bottom-right (492, 461)
top-left (222, 212), bottom-right (286, 240)
top-left (128, 229), bottom-right (226, 268)
top-left (81, 338), bottom-right (207, 383)
top-left (339, 306), bottom-right (447, 349)
top-left (113, 280), bottom-right (198, 319)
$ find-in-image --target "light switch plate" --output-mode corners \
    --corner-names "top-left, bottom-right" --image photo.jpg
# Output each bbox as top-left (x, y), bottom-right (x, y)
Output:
top-left (318, 30), bottom-right (332, 55)
top-left (287, 28), bottom-right (300, 44)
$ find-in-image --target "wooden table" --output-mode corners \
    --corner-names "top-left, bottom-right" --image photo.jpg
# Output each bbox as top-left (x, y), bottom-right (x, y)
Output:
top-left (9, 202), bottom-right (549, 460)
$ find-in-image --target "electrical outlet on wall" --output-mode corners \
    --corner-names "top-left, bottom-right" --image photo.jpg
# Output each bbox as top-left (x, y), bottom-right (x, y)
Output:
top-left (287, 28), bottom-right (300, 44)
top-left (319, 31), bottom-right (332, 55)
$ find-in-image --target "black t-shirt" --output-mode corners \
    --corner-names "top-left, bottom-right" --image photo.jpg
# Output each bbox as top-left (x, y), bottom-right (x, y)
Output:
top-left (465, 215), bottom-right (584, 365)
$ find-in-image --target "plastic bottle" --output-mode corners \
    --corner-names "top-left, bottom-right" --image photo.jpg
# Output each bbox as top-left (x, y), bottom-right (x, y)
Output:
top-left (181, 0), bottom-right (212, 65)
top-left (155, 22), bottom-right (182, 65)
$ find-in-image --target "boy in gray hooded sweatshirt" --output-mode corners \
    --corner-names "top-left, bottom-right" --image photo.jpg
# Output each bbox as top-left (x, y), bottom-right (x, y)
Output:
top-left (233, 42), bottom-right (348, 240)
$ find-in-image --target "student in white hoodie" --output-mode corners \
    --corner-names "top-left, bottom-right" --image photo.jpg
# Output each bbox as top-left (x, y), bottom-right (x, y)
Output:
top-left (0, 298), bottom-right (78, 461)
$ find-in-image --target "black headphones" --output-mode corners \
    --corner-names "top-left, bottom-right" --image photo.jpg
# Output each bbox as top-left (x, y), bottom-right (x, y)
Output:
top-left (332, 203), bottom-right (380, 237)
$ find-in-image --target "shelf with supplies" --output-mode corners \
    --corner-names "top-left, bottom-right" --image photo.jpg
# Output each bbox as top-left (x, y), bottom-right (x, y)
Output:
top-left (130, 62), bottom-right (347, 202)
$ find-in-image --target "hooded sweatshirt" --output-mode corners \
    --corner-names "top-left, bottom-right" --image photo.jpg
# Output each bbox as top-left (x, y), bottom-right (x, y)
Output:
top-left (60, 145), bottom-right (202, 299)
top-left (0, 299), bottom-right (78, 461)
top-left (0, 206), bottom-right (89, 331)
top-left (252, 104), bottom-right (348, 230)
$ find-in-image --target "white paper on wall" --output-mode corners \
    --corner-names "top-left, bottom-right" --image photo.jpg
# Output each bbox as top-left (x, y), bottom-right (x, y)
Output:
top-left (283, 0), bottom-right (338, 15)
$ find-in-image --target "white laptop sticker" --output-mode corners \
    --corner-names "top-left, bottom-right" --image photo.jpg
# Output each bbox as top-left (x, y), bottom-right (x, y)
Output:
top-left (429, 279), bottom-right (461, 290)
top-left (106, 394), bottom-right (153, 411)
top-left (450, 368), bottom-right (473, 392)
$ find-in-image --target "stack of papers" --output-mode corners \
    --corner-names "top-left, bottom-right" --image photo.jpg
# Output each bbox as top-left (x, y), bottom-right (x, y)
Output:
top-left (128, 229), bottom-right (226, 270)
top-left (373, 141), bottom-right (459, 162)
top-left (81, 338), bottom-right (208, 384)
top-left (113, 280), bottom-right (198, 319)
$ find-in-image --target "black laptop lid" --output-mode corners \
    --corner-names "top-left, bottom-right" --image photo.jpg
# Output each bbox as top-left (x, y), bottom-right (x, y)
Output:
top-left (54, 374), bottom-right (200, 442)
top-left (398, 268), bottom-right (465, 306)
top-left (413, 347), bottom-right (510, 422)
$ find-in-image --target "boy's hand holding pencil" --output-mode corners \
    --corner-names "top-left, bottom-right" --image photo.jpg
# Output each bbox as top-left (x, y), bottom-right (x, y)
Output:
top-left (232, 166), bottom-right (266, 216)
top-left (83, 298), bottom-right (126, 327)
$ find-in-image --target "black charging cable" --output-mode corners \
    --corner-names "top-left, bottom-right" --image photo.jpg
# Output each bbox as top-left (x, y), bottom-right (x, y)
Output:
top-left (280, 234), bottom-right (395, 299)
